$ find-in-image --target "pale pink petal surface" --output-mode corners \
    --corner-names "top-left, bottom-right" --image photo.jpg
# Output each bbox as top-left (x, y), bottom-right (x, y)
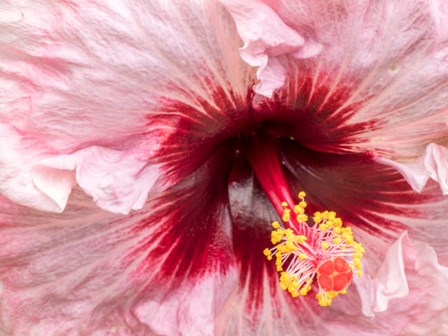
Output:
top-left (219, 0), bottom-right (321, 97)
top-left (0, 1), bottom-right (251, 335)
top-left (0, 0), bottom-right (252, 214)
top-left (1, 0), bottom-right (448, 335)
top-left (377, 142), bottom-right (448, 195)
top-left (355, 232), bottom-right (448, 335)
top-left (0, 170), bottom-right (236, 335)
top-left (223, 0), bottom-right (448, 158)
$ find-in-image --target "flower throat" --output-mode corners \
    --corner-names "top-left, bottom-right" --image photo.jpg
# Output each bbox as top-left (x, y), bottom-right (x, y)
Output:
top-left (248, 133), bottom-right (365, 306)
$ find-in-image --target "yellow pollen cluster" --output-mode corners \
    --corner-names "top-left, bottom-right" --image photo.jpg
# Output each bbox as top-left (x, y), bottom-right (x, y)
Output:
top-left (315, 290), bottom-right (344, 307)
top-left (263, 191), bottom-right (366, 306)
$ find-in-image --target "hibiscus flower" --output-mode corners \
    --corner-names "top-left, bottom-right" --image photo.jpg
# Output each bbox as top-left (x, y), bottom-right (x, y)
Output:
top-left (1, 1), bottom-right (448, 335)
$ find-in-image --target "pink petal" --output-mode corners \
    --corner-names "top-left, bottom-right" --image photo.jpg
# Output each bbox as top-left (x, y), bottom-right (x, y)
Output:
top-left (0, 191), bottom-right (148, 335)
top-left (0, 125), bottom-right (73, 213)
top-left (227, 1), bottom-right (448, 155)
top-left (134, 270), bottom-right (237, 336)
top-left (370, 233), bottom-right (410, 312)
top-left (34, 147), bottom-right (160, 214)
top-left (357, 232), bottom-right (448, 335)
top-left (219, 0), bottom-right (321, 97)
top-left (0, 147), bottom-right (236, 335)
top-left (0, 0), bottom-right (253, 213)
top-left (379, 143), bottom-right (448, 196)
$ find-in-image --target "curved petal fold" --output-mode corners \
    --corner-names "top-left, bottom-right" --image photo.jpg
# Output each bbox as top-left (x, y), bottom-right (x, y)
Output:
top-left (0, 125), bottom-right (73, 213)
top-left (377, 143), bottom-right (448, 195)
top-left (358, 232), bottom-right (448, 335)
top-left (33, 146), bottom-right (161, 214)
top-left (219, 0), bottom-right (321, 97)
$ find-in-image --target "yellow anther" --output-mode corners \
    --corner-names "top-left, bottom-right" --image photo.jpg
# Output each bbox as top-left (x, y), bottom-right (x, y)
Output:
top-left (295, 235), bottom-right (307, 243)
top-left (321, 241), bottom-right (329, 250)
top-left (327, 290), bottom-right (339, 299)
top-left (333, 218), bottom-right (342, 227)
top-left (263, 248), bottom-right (272, 257)
top-left (288, 283), bottom-right (299, 292)
top-left (285, 241), bottom-right (297, 252)
top-left (298, 191), bottom-right (306, 199)
top-left (280, 272), bottom-right (290, 282)
top-left (298, 201), bottom-right (307, 208)
top-left (316, 293), bottom-right (332, 307)
top-left (281, 201), bottom-right (288, 207)
top-left (357, 270), bottom-right (364, 277)
top-left (297, 214), bottom-right (308, 222)
top-left (328, 211), bottom-right (336, 220)
top-left (300, 285), bottom-right (311, 296)
top-left (284, 228), bottom-right (293, 238)
top-left (282, 214), bottom-right (290, 222)
top-left (298, 253), bottom-right (307, 260)
top-left (342, 233), bottom-right (354, 244)
top-left (271, 231), bottom-right (282, 244)
top-left (353, 258), bottom-right (362, 269)
top-left (277, 244), bottom-right (286, 253)
top-left (272, 221), bottom-right (280, 229)
top-left (319, 224), bottom-right (328, 230)
top-left (354, 243), bottom-right (365, 253)
top-left (293, 205), bottom-right (305, 214)
top-left (340, 289), bottom-right (347, 294)
top-left (333, 237), bottom-right (342, 245)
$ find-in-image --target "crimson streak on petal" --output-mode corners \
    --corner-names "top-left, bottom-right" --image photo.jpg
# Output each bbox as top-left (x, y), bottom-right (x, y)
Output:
top-left (281, 139), bottom-right (441, 239)
top-left (257, 72), bottom-right (378, 154)
top-left (127, 145), bottom-right (236, 288)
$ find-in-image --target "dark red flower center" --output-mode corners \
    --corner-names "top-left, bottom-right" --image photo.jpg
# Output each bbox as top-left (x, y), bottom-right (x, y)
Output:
top-left (147, 78), bottom-right (433, 309)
